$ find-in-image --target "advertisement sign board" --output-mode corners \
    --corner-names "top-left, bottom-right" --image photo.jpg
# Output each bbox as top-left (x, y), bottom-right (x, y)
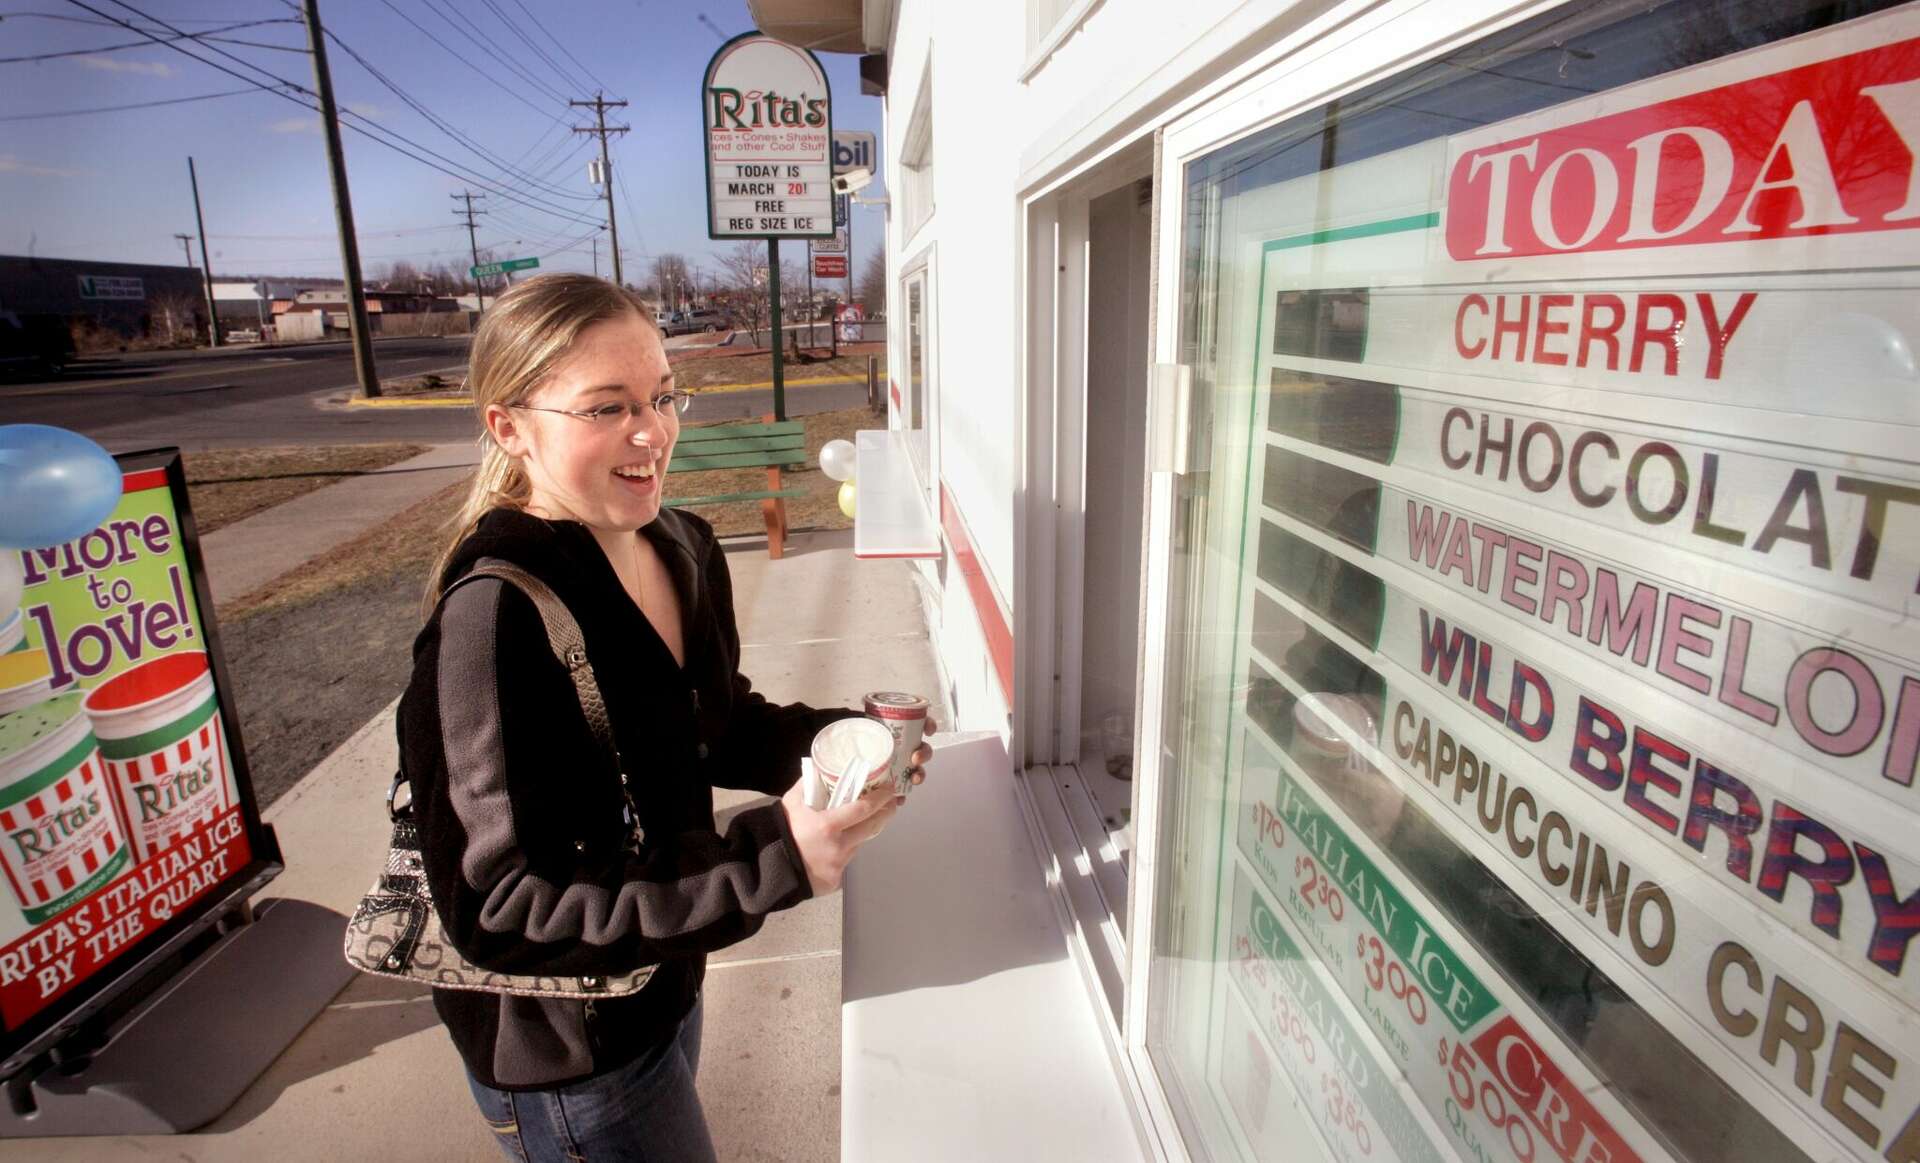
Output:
top-left (812, 227), bottom-right (848, 256)
top-left (76, 277), bottom-right (143, 302)
top-left (703, 33), bottom-right (833, 240)
top-left (832, 130), bottom-right (875, 175)
top-left (813, 254), bottom-right (848, 280)
top-left (0, 451), bottom-right (279, 1075)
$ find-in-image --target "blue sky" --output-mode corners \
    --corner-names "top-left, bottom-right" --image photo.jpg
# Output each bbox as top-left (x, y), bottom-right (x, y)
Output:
top-left (0, 0), bottom-right (885, 287)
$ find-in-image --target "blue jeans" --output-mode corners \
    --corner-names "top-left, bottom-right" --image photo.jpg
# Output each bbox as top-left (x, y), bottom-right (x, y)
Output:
top-left (466, 998), bottom-right (716, 1163)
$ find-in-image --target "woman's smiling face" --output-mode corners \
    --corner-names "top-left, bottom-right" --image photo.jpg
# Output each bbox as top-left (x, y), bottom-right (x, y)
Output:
top-left (487, 311), bottom-right (680, 535)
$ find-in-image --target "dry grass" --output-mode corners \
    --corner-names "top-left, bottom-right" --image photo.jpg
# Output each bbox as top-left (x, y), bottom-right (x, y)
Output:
top-left (185, 443), bottom-right (429, 534)
top-left (669, 344), bottom-right (884, 391)
top-left (224, 477), bottom-right (467, 621)
top-left (220, 407), bottom-right (878, 619)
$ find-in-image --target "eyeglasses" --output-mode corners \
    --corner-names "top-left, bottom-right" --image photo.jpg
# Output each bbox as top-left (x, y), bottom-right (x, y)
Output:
top-left (511, 390), bottom-right (693, 425)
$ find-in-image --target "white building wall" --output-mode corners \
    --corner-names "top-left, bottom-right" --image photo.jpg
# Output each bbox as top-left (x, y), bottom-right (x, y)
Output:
top-left (881, 0), bottom-right (1351, 738)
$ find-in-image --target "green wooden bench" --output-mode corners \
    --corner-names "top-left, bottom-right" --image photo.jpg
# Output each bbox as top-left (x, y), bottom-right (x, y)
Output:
top-left (667, 416), bottom-right (809, 558)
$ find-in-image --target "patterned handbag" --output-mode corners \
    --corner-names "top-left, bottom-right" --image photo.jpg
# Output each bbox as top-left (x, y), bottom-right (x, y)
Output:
top-left (343, 559), bottom-right (655, 998)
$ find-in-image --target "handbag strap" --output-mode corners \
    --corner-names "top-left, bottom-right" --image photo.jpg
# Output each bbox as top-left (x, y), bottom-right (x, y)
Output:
top-left (454, 559), bottom-right (614, 765)
top-left (394, 558), bottom-right (643, 848)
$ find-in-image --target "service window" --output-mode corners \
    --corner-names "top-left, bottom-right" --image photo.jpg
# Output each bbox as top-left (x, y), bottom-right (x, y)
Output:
top-left (1142, 3), bottom-right (1920, 1162)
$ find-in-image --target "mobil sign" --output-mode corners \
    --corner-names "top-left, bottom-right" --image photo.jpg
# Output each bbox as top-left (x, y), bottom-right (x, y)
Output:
top-left (1442, 8), bottom-right (1920, 276)
top-left (833, 130), bottom-right (875, 175)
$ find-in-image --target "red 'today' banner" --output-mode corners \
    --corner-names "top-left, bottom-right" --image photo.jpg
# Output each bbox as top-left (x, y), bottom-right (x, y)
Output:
top-left (1446, 34), bottom-right (1920, 260)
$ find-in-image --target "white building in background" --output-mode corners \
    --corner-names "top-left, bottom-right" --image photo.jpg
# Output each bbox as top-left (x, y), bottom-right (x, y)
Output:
top-left (750, 2), bottom-right (1920, 1160)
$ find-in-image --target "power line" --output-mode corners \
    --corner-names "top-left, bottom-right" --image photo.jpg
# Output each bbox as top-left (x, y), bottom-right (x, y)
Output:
top-left (72, 0), bottom-right (605, 229)
top-left (0, 86), bottom-right (256, 120)
top-left (506, 0), bottom-right (612, 95)
top-left (212, 225), bottom-right (464, 241)
top-left (321, 26), bottom-right (599, 203)
top-left (370, 0), bottom-right (563, 124)
top-left (0, 16), bottom-right (297, 62)
top-left (474, 0), bottom-right (581, 95)
top-left (534, 224), bottom-right (605, 261)
top-left (418, 0), bottom-right (569, 104)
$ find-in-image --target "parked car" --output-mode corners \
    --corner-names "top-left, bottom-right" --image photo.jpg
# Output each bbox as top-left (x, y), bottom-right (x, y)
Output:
top-left (681, 308), bottom-right (725, 332)
top-left (0, 311), bottom-right (75, 378)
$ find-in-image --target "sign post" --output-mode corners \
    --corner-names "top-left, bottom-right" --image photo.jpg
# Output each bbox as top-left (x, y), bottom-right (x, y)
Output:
top-left (703, 33), bottom-right (833, 421)
top-left (830, 133), bottom-right (874, 363)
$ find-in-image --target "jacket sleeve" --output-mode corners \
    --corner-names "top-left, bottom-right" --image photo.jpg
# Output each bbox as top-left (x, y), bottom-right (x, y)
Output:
top-left (403, 577), bottom-right (813, 979)
top-left (701, 532), bottom-right (862, 797)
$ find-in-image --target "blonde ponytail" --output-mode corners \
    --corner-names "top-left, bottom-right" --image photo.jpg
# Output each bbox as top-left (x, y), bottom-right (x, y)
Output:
top-left (421, 273), bottom-right (656, 618)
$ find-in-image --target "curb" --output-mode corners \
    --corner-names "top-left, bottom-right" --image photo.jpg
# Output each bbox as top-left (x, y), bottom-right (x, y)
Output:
top-left (343, 394), bottom-right (474, 409)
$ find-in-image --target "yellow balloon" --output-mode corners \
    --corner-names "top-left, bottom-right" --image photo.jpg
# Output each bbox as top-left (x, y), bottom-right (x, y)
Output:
top-left (837, 480), bottom-right (857, 519)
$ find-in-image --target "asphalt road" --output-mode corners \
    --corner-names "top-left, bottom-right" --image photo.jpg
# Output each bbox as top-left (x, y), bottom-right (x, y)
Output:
top-left (0, 337), bottom-right (871, 451)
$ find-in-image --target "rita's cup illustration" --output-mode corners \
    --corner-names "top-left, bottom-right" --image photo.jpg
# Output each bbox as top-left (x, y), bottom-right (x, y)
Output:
top-left (0, 692), bottom-right (132, 923)
top-left (83, 651), bottom-right (234, 864)
top-left (0, 638), bottom-right (54, 717)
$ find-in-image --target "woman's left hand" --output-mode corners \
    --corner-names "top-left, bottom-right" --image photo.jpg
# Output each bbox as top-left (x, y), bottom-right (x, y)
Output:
top-left (900, 717), bottom-right (937, 797)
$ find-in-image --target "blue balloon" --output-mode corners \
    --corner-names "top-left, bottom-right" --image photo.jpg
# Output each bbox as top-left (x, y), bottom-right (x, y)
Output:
top-left (0, 425), bottom-right (124, 549)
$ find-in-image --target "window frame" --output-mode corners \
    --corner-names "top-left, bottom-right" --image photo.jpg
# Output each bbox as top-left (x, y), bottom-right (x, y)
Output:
top-left (1133, 1), bottom-right (1592, 1156)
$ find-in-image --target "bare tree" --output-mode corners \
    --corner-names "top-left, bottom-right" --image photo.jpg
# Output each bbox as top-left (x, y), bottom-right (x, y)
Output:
top-left (384, 259), bottom-right (423, 291)
top-left (857, 247), bottom-right (886, 316)
top-left (149, 290), bottom-right (203, 345)
top-left (716, 242), bottom-right (770, 344)
top-left (650, 253), bottom-right (693, 311)
top-left (424, 261), bottom-right (470, 296)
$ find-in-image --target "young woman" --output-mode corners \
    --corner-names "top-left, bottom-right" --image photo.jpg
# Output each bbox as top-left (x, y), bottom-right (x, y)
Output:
top-left (398, 274), bottom-right (926, 1162)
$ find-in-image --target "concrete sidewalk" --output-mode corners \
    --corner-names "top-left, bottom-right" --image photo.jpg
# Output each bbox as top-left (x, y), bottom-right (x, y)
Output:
top-left (6, 512), bottom-right (943, 1159)
top-left (198, 441), bottom-right (482, 607)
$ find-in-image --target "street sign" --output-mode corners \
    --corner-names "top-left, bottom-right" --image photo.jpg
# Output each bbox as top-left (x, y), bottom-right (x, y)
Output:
top-left (833, 193), bottom-right (848, 228)
top-left (470, 257), bottom-right (539, 279)
top-left (77, 275), bottom-right (143, 300)
top-left (703, 34), bottom-right (833, 239)
top-left (813, 254), bottom-right (848, 279)
top-left (832, 131), bottom-right (875, 175)
top-left (811, 228), bottom-right (848, 256)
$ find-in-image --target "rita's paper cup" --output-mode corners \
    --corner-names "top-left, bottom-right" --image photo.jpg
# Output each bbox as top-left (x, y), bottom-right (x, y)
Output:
top-left (0, 692), bottom-right (132, 923)
top-left (862, 691), bottom-right (928, 793)
top-left (83, 652), bottom-right (233, 864)
top-left (810, 717), bottom-right (897, 806)
top-left (0, 647), bottom-right (55, 716)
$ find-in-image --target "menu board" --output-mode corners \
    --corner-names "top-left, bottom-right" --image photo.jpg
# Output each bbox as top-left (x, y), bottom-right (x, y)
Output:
top-left (1198, 9), bottom-right (1920, 1163)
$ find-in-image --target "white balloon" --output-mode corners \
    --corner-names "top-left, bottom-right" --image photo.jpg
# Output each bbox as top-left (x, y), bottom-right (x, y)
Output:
top-left (0, 552), bottom-right (21, 627)
top-left (819, 439), bottom-right (858, 483)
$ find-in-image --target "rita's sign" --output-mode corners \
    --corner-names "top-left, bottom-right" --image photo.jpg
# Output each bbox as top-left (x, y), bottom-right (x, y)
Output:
top-left (703, 33), bottom-right (834, 240)
top-left (1444, 21), bottom-right (1920, 264)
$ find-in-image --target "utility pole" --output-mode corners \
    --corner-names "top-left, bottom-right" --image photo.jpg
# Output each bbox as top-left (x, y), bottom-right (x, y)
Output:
top-left (452, 191), bottom-right (487, 311)
top-left (302, 0), bottom-right (380, 397)
top-left (571, 94), bottom-right (628, 286)
top-left (591, 234), bottom-right (598, 277)
top-left (186, 159), bottom-right (221, 347)
top-left (173, 232), bottom-right (195, 269)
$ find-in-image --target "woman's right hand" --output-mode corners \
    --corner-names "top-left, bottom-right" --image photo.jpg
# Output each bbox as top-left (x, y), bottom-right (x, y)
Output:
top-left (780, 779), bottom-right (902, 895)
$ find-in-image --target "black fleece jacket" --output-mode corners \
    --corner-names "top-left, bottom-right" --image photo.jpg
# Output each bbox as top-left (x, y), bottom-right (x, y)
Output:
top-left (397, 506), bottom-right (857, 1090)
